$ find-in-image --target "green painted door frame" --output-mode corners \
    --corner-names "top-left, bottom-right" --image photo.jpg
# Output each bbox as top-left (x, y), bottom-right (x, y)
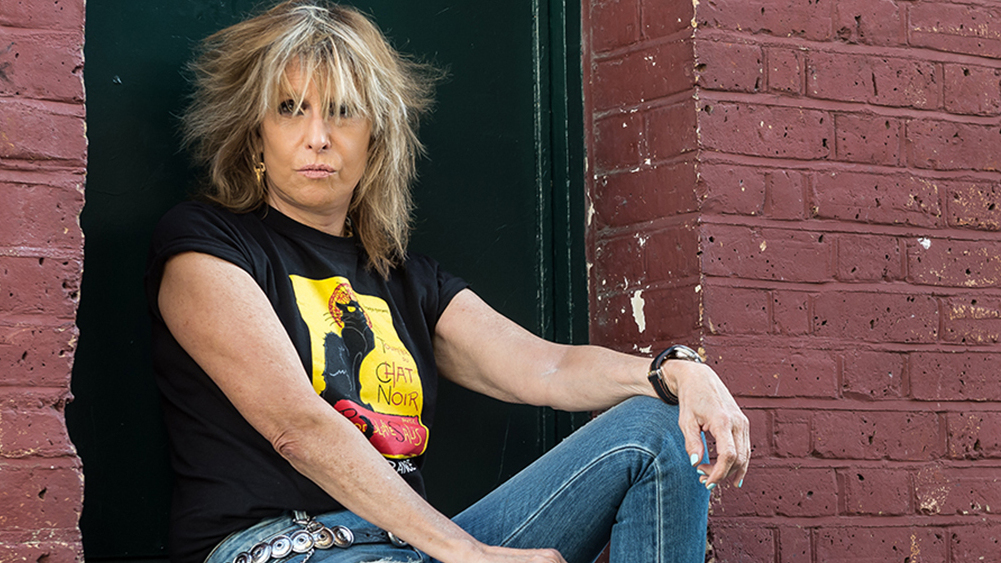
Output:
top-left (68, 1), bottom-right (587, 559)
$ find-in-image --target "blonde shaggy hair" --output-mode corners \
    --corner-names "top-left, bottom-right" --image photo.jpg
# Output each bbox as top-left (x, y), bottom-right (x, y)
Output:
top-left (181, 0), bottom-right (436, 276)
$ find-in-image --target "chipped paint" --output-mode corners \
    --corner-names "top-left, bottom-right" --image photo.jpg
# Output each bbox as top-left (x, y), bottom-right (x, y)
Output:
top-left (759, 240), bottom-right (767, 252)
top-left (918, 237), bottom-right (931, 250)
top-left (630, 290), bottom-right (647, 333)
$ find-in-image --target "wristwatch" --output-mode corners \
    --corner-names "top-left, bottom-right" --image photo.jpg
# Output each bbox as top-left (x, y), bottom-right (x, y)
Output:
top-left (648, 345), bottom-right (703, 405)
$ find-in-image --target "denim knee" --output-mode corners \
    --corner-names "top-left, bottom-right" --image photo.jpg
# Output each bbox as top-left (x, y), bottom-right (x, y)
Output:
top-left (598, 396), bottom-right (695, 467)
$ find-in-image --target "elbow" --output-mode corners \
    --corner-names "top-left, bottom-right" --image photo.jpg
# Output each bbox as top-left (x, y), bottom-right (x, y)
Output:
top-left (271, 428), bottom-right (307, 463)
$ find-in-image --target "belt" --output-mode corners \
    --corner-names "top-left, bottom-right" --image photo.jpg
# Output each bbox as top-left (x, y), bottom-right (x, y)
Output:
top-left (231, 511), bottom-right (408, 563)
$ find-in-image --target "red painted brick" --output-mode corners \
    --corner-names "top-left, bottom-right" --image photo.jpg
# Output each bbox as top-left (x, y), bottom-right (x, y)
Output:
top-left (644, 225), bottom-right (701, 283)
top-left (944, 64), bottom-right (1001, 117)
top-left (836, 234), bottom-right (903, 282)
top-left (813, 411), bottom-right (943, 461)
top-left (811, 171), bottom-right (942, 228)
top-left (0, 181), bottom-right (84, 248)
top-left (0, 29), bottom-right (83, 102)
top-left (773, 410), bottom-right (810, 457)
top-left (834, 113), bottom-right (901, 166)
top-left (593, 40), bottom-right (693, 110)
top-left (816, 526), bottom-right (946, 562)
top-left (0, 0), bottom-right (85, 31)
top-left (695, 40), bottom-right (763, 93)
top-left (646, 99), bottom-right (698, 160)
top-left (908, 237), bottom-right (1001, 288)
top-left (696, 0), bottom-right (833, 41)
top-left (591, 285), bottom-right (700, 344)
top-left (841, 468), bottom-right (911, 515)
top-left (708, 525), bottom-right (775, 562)
top-left (708, 345), bottom-right (837, 399)
top-left (593, 225), bottom-right (699, 292)
top-left (911, 352), bottom-right (1001, 402)
top-left (592, 161), bottom-right (698, 228)
top-left (0, 542), bottom-right (82, 563)
top-left (808, 52), bottom-right (940, 109)
top-left (0, 462), bottom-right (82, 529)
top-left (593, 233), bottom-right (648, 294)
top-left (771, 290), bottom-right (809, 336)
top-left (0, 100), bottom-right (86, 163)
top-left (698, 101), bottom-right (833, 160)
top-left (947, 412), bottom-right (1001, 460)
top-left (764, 170), bottom-right (805, 220)
top-left (698, 163), bottom-right (766, 217)
top-left (951, 524), bottom-right (1001, 562)
top-left (911, 2), bottom-right (1001, 59)
top-left (590, 0), bottom-right (640, 52)
top-left (813, 291), bottom-right (939, 343)
top-left (943, 295), bottom-right (1001, 345)
top-left (907, 119), bottom-right (1001, 172)
top-left (712, 467), bottom-right (837, 517)
top-left (593, 112), bottom-right (642, 173)
top-left (833, 0), bottom-right (904, 46)
top-left (702, 225), bottom-right (831, 282)
top-left (947, 181), bottom-right (1001, 232)
top-left (915, 467), bottom-right (1001, 516)
top-left (0, 256), bottom-right (81, 319)
top-left (743, 408), bottom-right (771, 458)
top-left (764, 49), bottom-right (804, 95)
top-left (841, 350), bottom-right (904, 400)
top-left (0, 392), bottom-right (76, 459)
top-left (702, 286), bottom-right (770, 335)
top-left (641, 0), bottom-right (693, 40)
top-left (778, 526), bottom-right (811, 563)
top-left (0, 323), bottom-right (77, 388)
top-left (767, 48), bottom-right (803, 94)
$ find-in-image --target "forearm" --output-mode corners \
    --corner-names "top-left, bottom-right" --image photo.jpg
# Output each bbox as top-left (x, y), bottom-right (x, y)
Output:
top-left (536, 344), bottom-right (655, 411)
top-left (271, 410), bottom-right (480, 562)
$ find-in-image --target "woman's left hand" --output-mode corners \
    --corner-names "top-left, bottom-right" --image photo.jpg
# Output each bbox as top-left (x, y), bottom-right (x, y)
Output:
top-left (666, 359), bottom-right (750, 491)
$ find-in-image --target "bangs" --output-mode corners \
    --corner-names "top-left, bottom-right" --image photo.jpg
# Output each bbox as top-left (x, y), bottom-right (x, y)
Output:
top-left (258, 13), bottom-right (382, 131)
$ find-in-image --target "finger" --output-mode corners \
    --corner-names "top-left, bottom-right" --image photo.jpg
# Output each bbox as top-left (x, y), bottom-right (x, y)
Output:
top-left (705, 419), bottom-right (738, 489)
top-left (732, 414), bottom-right (751, 487)
top-left (678, 412), bottom-right (704, 469)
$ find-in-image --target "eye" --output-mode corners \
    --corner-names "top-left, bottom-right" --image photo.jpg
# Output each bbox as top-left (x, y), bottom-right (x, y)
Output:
top-left (331, 104), bottom-right (354, 119)
top-left (278, 99), bottom-right (301, 116)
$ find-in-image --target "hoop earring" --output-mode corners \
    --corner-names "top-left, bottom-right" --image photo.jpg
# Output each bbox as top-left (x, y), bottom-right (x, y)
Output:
top-left (253, 158), bottom-right (266, 185)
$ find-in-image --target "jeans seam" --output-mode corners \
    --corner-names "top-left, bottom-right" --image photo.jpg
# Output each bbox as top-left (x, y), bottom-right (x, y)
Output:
top-left (497, 443), bottom-right (659, 548)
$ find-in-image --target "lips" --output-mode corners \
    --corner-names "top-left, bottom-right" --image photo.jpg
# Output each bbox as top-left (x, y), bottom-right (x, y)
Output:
top-left (297, 164), bottom-right (336, 179)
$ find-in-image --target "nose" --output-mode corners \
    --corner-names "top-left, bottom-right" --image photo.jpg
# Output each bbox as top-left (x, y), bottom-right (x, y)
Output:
top-left (305, 112), bottom-right (331, 152)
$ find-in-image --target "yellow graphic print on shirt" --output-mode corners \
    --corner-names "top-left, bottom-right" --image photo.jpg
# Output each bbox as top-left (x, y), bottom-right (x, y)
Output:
top-left (290, 275), bottom-right (428, 459)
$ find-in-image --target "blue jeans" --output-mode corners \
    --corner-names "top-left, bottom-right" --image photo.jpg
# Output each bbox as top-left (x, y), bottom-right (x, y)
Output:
top-left (205, 396), bottom-right (710, 563)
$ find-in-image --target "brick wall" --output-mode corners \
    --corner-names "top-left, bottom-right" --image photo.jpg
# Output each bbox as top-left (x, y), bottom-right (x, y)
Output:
top-left (584, 0), bottom-right (1001, 561)
top-left (0, 0), bottom-right (86, 562)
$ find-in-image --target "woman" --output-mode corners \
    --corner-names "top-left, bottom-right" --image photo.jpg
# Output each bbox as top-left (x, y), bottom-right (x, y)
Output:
top-left (146, 2), bottom-right (750, 562)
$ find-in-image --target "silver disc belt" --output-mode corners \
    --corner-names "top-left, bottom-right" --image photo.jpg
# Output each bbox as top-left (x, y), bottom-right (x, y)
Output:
top-left (230, 511), bottom-right (408, 563)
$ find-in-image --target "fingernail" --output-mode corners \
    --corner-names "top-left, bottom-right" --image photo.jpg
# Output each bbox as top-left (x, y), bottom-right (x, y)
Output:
top-left (737, 479), bottom-right (744, 488)
top-left (706, 483), bottom-right (717, 491)
top-left (690, 453), bottom-right (699, 466)
top-left (696, 469), bottom-right (706, 476)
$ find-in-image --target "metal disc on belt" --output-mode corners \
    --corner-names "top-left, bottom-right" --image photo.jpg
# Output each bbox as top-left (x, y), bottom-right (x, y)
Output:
top-left (387, 532), bottom-right (408, 548)
top-left (290, 530), bottom-right (314, 553)
top-left (330, 525), bottom-right (354, 548)
top-left (270, 535), bottom-right (292, 558)
top-left (249, 542), bottom-right (271, 563)
top-left (233, 553), bottom-right (250, 563)
top-left (312, 527), bottom-right (334, 549)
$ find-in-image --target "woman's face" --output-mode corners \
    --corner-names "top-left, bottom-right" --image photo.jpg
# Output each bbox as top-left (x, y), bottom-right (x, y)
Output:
top-left (259, 64), bottom-right (372, 234)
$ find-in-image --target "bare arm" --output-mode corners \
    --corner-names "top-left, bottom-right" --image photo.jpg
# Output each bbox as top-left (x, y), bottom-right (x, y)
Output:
top-left (434, 289), bottom-right (750, 488)
top-left (158, 252), bottom-right (566, 563)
